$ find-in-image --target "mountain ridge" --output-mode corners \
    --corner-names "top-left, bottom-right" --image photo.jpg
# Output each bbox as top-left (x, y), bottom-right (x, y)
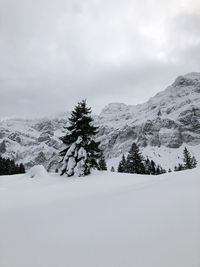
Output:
top-left (0, 72), bottom-right (200, 170)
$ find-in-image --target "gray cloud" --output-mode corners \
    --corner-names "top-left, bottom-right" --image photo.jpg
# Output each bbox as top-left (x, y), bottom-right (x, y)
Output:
top-left (0, 0), bottom-right (200, 117)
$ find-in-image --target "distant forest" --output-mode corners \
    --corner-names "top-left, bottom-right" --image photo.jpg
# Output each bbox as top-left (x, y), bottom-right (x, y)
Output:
top-left (0, 157), bottom-right (25, 176)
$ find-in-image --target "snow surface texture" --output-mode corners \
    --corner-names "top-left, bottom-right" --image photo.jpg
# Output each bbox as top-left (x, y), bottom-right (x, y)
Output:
top-left (0, 72), bottom-right (200, 170)
top-left (0, 169), bottom-right (200, 267)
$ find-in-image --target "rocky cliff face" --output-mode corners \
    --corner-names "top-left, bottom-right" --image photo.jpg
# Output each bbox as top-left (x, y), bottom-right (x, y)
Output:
top-left (0, 115), bottom-right (68, 171)
top-left (96, 72), bottom-right (200, 158)
top-left (0, 72), bottom-right (200, 170)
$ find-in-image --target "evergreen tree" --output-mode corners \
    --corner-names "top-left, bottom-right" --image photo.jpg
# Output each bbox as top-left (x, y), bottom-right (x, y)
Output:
top-left (183, 147), bottom-right (197, 169)
top-left (156, 165), bottom-right (161, 175)
top-left (143, 158), bottom-right (163, 175)
top-left (161, 167), bottom-right (166, 174)
top-left (60, 100), bottom-right (101, 176)
top-left (174, 163), bottom-right (184, 172)
top-left (110, 166), bottom-right (115, 172)
top-left (117, 154), bottom-right (127, 173)
top-left (19, 163), bottom-right (26, 174)
top-left (0, 157), bottom-right (4, 175)
top-left (98, 154), bottom-right (107, 170)
top-left (151, 160), bottom-right (157, 174)
top-left (178, 163), bottom-right (184, 171)
top-left (126, 143), bottom-right (145, 174)
top-left (191, 156), bottom-right (197, 168)
top-left (174, 165), bottom-right (178, 172)
top-left (174, 148), bottom-right (197, 172)
top-left (150, 160), bottom-right (156, 175)
top-left (144, 157), bottom-right (151, 174)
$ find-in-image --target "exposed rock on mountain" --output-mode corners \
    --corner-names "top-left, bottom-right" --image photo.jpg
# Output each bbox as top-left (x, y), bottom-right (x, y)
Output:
top-left (96, 72), bottom-right (200, 158)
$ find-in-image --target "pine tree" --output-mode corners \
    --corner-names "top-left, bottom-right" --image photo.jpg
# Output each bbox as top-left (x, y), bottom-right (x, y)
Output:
top-left (156, 165), bottom-right (161, 175)
top-left (0, 157), bottom-right (3, 175)
top-left (178, 163), bottom-right (184, 171)
top-left (60, 100), bottom-right (101, 176)
top-left (183, 147), bottom-right (197, 169)
top-left (161, 167), bottom-right (166, 174)
top-left (149, 160), bottom-right (156, 175)
top-left (98, 154), bottom-right (107, 170)
top-left (110, 166), bottom-right (115, 172)
top-left (174, 165), bottom-right (178, 172)
top-left (144, 158), bottom-right (161, 175)
top-left (117, 154), bottom-right (127, 173)
top-left (174, 163), bottom-right (184, 172)
top-left (19, 163), bottom-right (26, 174)
top-left (126, 143), bottom-right (145, 174)
top-left (144, 157), bottom-right (151, 174)
top-left (191, 156), bottom-right (197, 168)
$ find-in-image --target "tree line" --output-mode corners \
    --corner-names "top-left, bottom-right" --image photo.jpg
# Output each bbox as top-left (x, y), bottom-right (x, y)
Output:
top-left (173, 147), bottom-right (197, 171)
top-left (98, 143), bottom-right (166, 175)
top-left (107, 145), bottom-right (198, 175)
top-left (0, 156), bottom-right (25, 176)
top-left (117, 143), bottom-right (166, 175)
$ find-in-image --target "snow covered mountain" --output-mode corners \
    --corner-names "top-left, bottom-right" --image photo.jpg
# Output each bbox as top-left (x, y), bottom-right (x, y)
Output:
top-left (0, 72), bottom-right (200, 170)
top-left (0, 115), bottom-right (69, 170)
top-left (97, 72), bottom-right (200, 156)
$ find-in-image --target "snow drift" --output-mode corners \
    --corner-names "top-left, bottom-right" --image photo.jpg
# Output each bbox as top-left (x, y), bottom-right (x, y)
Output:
top-left (28, 165), bottom-right (48, 178)
top-left (0, 169), bottom-right (200, 267)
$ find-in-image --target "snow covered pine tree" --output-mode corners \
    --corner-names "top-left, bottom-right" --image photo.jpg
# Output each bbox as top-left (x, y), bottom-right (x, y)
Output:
top-left (60, 100), bottom-right (101, 177)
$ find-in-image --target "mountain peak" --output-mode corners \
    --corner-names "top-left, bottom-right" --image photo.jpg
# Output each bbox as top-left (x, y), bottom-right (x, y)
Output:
top-left (183, 72), bottom-right (200, 80)
top-left (172, 72), bottom-right (200, 88)
top-left (100, 103), bottom-right (128, 115)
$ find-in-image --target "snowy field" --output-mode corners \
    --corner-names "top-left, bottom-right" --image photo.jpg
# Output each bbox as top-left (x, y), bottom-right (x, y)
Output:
top-left (0, 168), bottom-right (200, 267)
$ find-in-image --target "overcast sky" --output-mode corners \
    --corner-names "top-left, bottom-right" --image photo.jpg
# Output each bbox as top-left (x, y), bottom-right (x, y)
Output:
top-left (0, 0), bottom-right (200, 118)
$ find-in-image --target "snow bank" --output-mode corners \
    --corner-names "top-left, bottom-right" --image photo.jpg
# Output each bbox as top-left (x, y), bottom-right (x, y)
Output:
top-left (0, 169), bottom-right (200, 267)
top-left (28, 165), bottom-right (47, 178)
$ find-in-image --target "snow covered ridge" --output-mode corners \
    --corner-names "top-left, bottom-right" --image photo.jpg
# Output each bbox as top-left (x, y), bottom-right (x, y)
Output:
top-left (0, 72), bottom-right (200, 170)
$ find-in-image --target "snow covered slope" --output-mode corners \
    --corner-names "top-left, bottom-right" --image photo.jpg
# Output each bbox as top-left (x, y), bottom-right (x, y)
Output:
top-left (0, 169), bottom-right (200, 267)
top-left (0, 72), bottom-right (200, 169)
